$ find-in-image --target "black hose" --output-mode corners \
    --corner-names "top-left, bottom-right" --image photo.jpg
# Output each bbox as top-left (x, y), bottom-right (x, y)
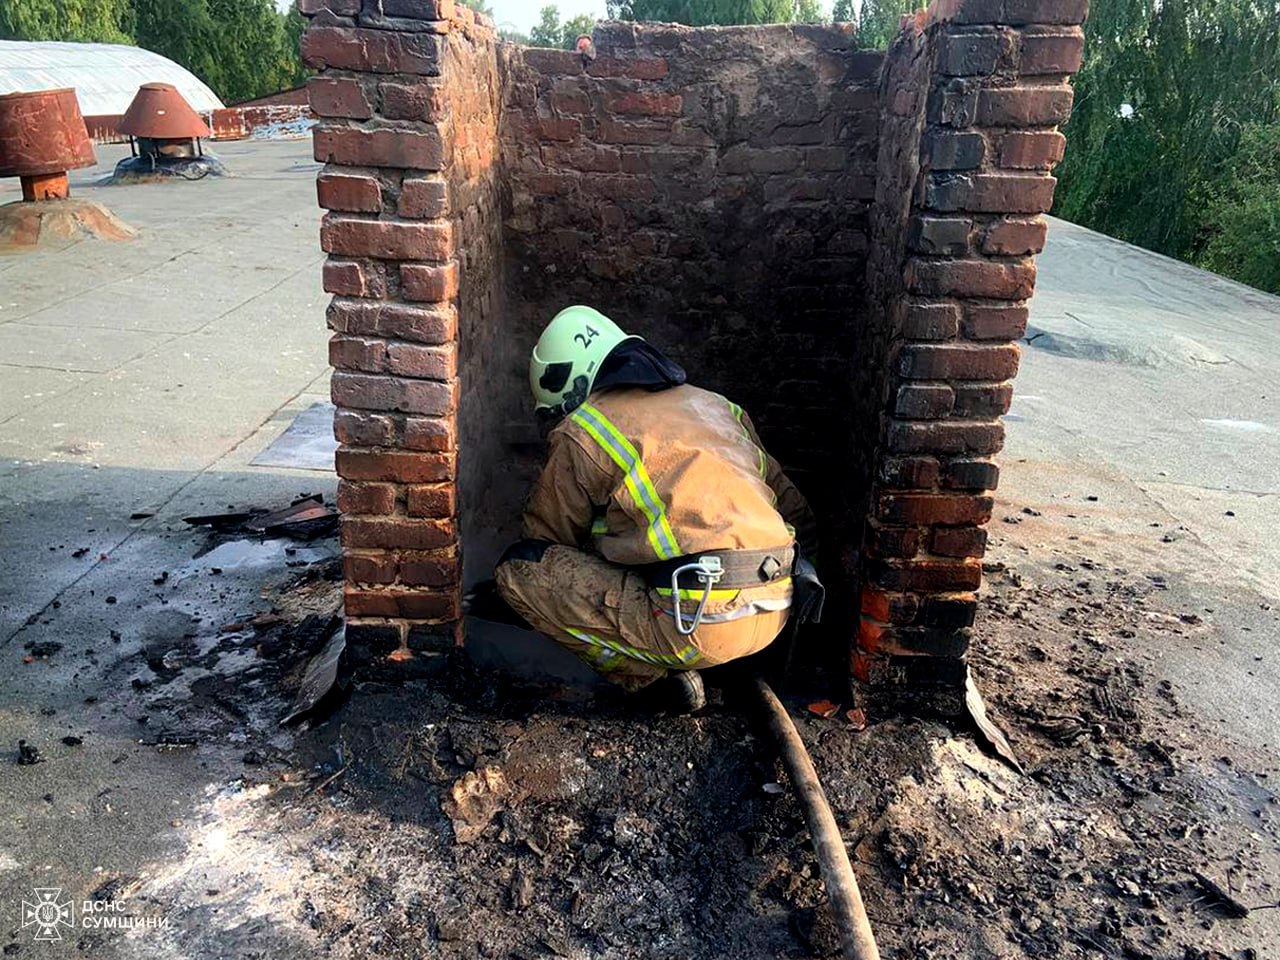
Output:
top-left (749, 678), bottom-right (882, 960)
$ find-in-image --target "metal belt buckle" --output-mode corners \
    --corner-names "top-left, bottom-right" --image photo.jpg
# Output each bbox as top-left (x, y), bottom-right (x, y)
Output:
top-left (670, 556), bottom-right (724, 637)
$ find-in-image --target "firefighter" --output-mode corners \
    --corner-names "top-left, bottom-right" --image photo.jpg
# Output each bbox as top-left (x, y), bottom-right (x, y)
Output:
top-left (492, 305), bottom-right (822, 713)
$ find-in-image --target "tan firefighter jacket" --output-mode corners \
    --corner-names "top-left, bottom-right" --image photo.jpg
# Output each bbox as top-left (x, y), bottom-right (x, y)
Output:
top-left (522, 384), bottom-right (816, 617)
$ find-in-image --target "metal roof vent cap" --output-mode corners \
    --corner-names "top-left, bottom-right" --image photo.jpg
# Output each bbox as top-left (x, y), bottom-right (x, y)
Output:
top-left (111, 83), bottom-right (227, 183)
top-left (0, 87), bottom-right (97, 201)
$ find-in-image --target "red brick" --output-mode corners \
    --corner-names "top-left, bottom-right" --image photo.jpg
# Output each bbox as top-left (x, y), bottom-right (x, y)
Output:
top-left (895, 384), bottom-right (956, 418)
top-left (999, 130), bottom-right (1065, 169)
top-left (897, 342), bottom-right (1020, 380)
top-left (608, 91), bottom-right (683, 117)
top-left (887, 420), bottom-right (1006, 455)
top-left (535, 117), bottom-right (582, 142)
top-left (297, 0), bottom-right (358, 14)
top-left (1019, 28), bottom-right (1085, 74)
top-left (301, 26), bottom-right (442, 76)
top-left (905, 258), bottom-right (1037, 299)
top-left (328, 298), bottom-right (456, 344)
top-left (597, 120), bottom-right (671, 145)
top-left (314, 126), bottom-right (445, 170)
top-left (976, 86), bottom-right (1074, 126)
top-left (398, 551), bottom-right (460, 587)
top-left (308, 78), bottom-right (373, 120)
top-left (334, 410), bottom-right (396, 446)
top-left (901, 301), bottom-right (960, 340)
top-left (866, 558), bottom-right (983, 592)
top-left (317, 173), bottom-right (381, 213)
top-left (379, 81), bottom-right (447, 122)
top-left (964, 304), bottom-right (1029, 340)
top-left (868, 526), bottom-right (924, 559)
top-left (878, 493), bottom-right (994, 526)
top-left (345, 553), bottom-right (398, 585)
top-left (337, 449), bottom-right (455, 483)
top-left (943, 459), bottom-right (1000, 490)
top-left (344, 587), bottom-right (460, 621)
top-left (925, 173), bottom-right (1058, 214)
top-left (927, 131), bottom-right (986, 170)
top-left (860, 588), bottom-right (920, 625)
top-left (549, 85), bottom-right (591, 114)
top-left (879, 456), bottom-right (942, 489)
top-left (337, 480), bottom-right (398, 515)
top-left (386, 342), bottom-right (456, 380)
top-left (523, 48), bottom-right (584, 76)
top-left (541, 143), bottom-right (620, 173)
top-left (932, 526), bottom-right (990, 558)
top-left (343, 517), bottom-right (456, 550)
top-left (909, 216), bottom-right (972, 256)
top-left (330, 334), bottom-right (386, 372)
top-left (587, 57), bottom-right (669, 80)
top-left (859, 621), bottom-right (973, 659)
top-left (379, 0), bottom-right (453, 18)
top-left (321, 215), bottom-right (452, 261)
top-left (952, 383), bottom-right (1014, 417)
top-left (399, 178), bottom-right (449, 218)
top-left (332, 372), bottom-right (457, 416)
top-left (323, 259), bottom-right (386, 298)
top-left (401, 262), bottom-right (459, 302)
top-left (937, 30), bottom-right (1007, 76)
top-left (982, 217), bottom-right (1047, 255)
top-left (580, 175), bottom-right (656, 200)
top-left (406, 483), bottom-right (455, 517)
top-left (403, 417), bottom-right (454, 452)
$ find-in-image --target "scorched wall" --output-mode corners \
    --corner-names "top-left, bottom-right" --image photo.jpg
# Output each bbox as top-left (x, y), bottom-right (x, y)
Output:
top-left (301, 0), bottom-right (1087, 711)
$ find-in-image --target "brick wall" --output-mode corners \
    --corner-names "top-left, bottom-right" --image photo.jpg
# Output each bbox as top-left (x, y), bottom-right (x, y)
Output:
top-left (298, 0), bottom-right (1084, 708)
top-left (854, 0), bottom-right (1086, 711)
top-left (494, 22), bottom-right (885, 538)
top-left (303, 0), bottom-right (498, 669)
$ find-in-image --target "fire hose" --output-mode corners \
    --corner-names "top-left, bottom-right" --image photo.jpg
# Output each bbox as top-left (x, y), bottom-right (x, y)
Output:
top-left (748, 678), bottom-right (882, 960)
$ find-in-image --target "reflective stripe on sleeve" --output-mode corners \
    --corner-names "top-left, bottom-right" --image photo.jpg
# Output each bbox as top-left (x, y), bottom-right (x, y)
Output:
top-left (570, 402), bottom-right (681, 561)
top-left (727, 399), bottom-right (772, 489)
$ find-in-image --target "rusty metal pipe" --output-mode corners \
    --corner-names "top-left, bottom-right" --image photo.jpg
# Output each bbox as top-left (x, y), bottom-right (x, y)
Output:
top-left (749, 678), bottom-right (882, 960)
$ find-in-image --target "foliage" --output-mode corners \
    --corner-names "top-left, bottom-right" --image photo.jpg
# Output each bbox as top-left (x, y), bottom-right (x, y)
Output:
top-left (2, 0), bottom-right (307, 104)
top-left (1056, 0), bottom-right (1280, 291)
top-left (855, 0), bottom-right (921, 47)
top-left (527, 5), bottom-right (597, 48)
top-left (0, 0), bottom-right (132, 44)
top-left (1198, 122), bottom-right (1280, 293)
top-left (605, 0), bottom-right (816, 25)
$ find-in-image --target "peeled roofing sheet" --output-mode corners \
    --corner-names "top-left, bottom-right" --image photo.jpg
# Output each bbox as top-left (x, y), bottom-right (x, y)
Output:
top-left (0, 40), bottom-right (224, 116)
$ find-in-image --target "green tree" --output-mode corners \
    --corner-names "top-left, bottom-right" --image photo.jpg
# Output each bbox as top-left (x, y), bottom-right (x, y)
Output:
top-left (0, 0), bottom-right (131, 43)
top-left (832, 0), bottom-right (853, 20)
top-left (530, 4), bottom-right (564, 46)
top-left (1198, 122), bottom-right (1280, 293)
top-left (606, 0), bottom-right (813, 25)
top-left (528, 5), bottom-right (598, 48)
top-left (1056, 0), bottom-right (1280, 265)
top-left (857, 0), bottom-right (921, 47)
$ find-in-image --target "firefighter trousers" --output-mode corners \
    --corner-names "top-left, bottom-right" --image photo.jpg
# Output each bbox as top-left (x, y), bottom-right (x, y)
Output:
top-left (495, 543), bottom-right (790, 691)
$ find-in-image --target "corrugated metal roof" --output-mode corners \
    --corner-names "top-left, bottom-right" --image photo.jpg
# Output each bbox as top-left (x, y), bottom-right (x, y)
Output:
top-left (0, 41), bottom-right (224, 116)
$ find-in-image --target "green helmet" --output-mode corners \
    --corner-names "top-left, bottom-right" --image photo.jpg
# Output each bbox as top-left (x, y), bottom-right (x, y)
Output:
top-left (530, 306), bottom-right (638, 417)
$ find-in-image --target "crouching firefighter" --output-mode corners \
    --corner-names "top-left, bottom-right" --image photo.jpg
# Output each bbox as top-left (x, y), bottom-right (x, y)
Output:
top-left (490, 306), bottom-right (825, 713)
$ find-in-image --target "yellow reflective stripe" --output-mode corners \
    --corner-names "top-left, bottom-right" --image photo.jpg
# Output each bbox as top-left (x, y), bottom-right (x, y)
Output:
top-left (571, 403), bottom-right (680, 561)
top-left (654, 587), bottom-right (742, 602)
top-left (590, 517), bottom-right (609, 537)
top-left (567, 628), bottom-right (699, 668)
top-left (727, 399), bottom-right (771, 485)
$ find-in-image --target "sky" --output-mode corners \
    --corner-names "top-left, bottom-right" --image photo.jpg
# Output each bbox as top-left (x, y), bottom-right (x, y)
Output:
top-left (490, 0), bottom-right (610, 36)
